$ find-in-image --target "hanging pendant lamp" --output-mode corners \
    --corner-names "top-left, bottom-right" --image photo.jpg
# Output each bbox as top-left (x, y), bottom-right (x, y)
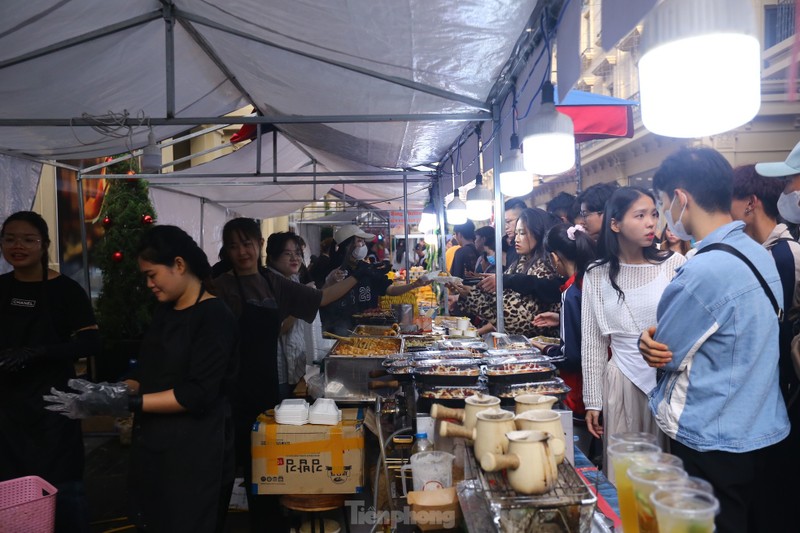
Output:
top-left (500, 133), bottom-right (534, 197)
top-left (466, 126), bottom-right (493, 221)
top-left (466, 173), bottom-right (493, 221)
top-left (446, 189), bottom-right (468, 225)
top-left (522, 81), bottom-right (575, 176)
top-left (418, 187), bottom-right (438, 234)
top-left (446, 159), bottom-right (468, 224)
top-left (638, 0), bottom-right (760, 138)
top-left (141, 128), bottom-right (161, 174)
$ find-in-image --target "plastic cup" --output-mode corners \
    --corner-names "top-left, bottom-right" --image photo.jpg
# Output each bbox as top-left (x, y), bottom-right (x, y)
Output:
top-left (650, 488), bottom-right (719, 533)
top-left (628, 464), bottom-right (688, 533)
top-left (607, 441), bottom-right (661, 533)
top-left (660, 476), bottom-right (714, 496)
top-left (631, 452), bottom-right (683, 469)
top-left (609, 432), bottom-right (659, 446)
top-left (456, 317), bottom-right (470, 330)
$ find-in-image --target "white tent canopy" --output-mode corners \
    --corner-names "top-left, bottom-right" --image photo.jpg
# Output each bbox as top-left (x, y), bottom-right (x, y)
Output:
top-left (0, 0), bottom-right (657, 212)
top-left (0, 0), bottom-right (561, 216)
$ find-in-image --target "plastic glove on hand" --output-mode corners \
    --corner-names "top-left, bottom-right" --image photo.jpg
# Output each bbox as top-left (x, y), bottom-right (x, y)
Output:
top-left (43, 379), bottom-right (133, 419)
top-left (0, 346), bottom-right (45, 372)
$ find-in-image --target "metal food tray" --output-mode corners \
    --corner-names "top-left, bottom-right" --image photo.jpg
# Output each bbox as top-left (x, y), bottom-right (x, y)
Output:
top-left (466, 446), bottom-right (597, 533)
top-left (352, 324), bottom-right (398, 336)
top-left (328, 336), bottom-right (404, 357)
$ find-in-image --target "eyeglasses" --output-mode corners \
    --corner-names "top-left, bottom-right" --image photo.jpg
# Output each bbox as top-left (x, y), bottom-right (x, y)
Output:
top-left (579, 210), bottom-right (602, 218)
top-left (280, 250), bottom-right (303, 259)
top-left (1, 235), bottom-right (42, 248)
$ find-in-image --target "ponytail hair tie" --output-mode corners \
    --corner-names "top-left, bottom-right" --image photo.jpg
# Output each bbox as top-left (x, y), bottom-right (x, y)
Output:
top-left (566, 224), bottom-right (586, 241)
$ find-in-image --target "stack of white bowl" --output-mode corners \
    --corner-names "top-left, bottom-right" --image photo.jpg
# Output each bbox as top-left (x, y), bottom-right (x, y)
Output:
top-left (274, 399), bottom-right (309, 425)
top-left (308, 398), bottom-right (342, 426)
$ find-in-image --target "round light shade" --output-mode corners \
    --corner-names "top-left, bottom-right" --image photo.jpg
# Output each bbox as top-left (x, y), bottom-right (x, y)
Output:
top-left (418, 205), bottom-right (437, 234)
top-left (141, 130), bottom-right (162, 174)
top-left (446, 193), bottom-right (468, 225)
top-left (466, 184), bottom-right (493, 221)
top-left (499, 150), bottom-right (533, 197)
top-left (639, 0), bottom-right (760, 138)
top-left (522, 103), bottom-right (575, 176)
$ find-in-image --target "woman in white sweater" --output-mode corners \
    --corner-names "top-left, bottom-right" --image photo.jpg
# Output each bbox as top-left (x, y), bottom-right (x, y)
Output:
top-left (581, 187), bottom-right (686, 473)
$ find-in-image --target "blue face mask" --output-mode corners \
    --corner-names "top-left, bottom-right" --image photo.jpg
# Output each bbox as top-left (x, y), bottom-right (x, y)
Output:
top-left (487, 255), bottom-right (496, 265)
top-left (664, 194), bottom-right (692, 242)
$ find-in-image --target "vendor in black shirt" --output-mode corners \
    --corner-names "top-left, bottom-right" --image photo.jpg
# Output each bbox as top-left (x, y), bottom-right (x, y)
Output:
top-left (45, 225), bottom-right (239, 533)
top-left (213, 218), bottom-right (367, 532)
top-left (0, 211), bottom-right (100, 533)
top-left (321, 225), bottom-right (428, 335)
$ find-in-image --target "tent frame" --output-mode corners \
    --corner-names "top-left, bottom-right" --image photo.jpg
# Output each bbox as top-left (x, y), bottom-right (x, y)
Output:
top-left (4, 0), bottom-right (565, 331)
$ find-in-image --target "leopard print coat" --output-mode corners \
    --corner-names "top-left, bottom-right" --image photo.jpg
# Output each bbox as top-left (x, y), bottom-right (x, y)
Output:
top-left (460, 256), bottom-right (561, 338)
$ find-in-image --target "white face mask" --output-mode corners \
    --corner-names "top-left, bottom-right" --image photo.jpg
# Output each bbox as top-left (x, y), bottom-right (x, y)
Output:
top-left (664, 194), bottom-right (692, 242)
top-left (352, 244), bottom-right (368, 261)
top-left (777, 190), bottom-right (800, 224)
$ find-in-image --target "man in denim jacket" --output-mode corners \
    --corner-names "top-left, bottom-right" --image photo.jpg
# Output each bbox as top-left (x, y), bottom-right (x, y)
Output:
top-left (638, 147), bottom-right (789, 533)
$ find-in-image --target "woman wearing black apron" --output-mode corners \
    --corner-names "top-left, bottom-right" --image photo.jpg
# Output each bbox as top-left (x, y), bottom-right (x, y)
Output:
top-left (213, 218), bottom-right (368, 532)
top-left (46, 225), bottom-right (238, 532)
top-left (0, 211), bottom-right (99, 533)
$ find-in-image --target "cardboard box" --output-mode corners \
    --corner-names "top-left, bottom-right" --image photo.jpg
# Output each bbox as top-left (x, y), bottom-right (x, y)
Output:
top-left (251, 407), bottom-right (365, 495)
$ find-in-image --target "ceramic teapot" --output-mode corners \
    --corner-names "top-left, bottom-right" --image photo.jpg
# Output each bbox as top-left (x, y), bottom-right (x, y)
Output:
top-left (434, 394), bottom-right (501, 435)
top-left (439, 407), bottom-right (515, 456)
top-left (514, 409), bottom-right (566, 464)
top-left (514, 394), bottom-right (558, 414)
top-left (480, 430), bottom-right (564, 495)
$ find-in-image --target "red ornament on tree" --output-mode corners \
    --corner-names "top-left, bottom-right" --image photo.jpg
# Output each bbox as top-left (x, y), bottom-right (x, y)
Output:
top-left (112, 251), bottom-right (124, 263)
top-left (102, 215), bottom-right (112, 227)
top-left (141, 214), bottom-right (154, 225)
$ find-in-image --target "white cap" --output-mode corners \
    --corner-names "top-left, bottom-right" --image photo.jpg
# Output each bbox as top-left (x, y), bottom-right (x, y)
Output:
top-left (334, 224), bottom-right (374, 244)
top-left (755, 140), bottom-right (800, 178)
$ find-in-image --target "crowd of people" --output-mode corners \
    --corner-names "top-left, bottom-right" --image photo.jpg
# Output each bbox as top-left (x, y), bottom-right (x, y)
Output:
top-left (1, 144), bottom-right (799, 532)
top-left (443, 146), bottom-right (798, 532)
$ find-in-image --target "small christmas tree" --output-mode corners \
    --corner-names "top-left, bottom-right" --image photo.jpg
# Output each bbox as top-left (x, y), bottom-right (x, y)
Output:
top-left (93, 158), bottom-right (157, 380)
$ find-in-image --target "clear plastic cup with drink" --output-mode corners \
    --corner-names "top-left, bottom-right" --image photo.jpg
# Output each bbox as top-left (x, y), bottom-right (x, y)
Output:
top-left (607, 441), bottom-right (661, 533)
top-left (609, 432), bottom-right (660, 446)
top-left (631, 452), bottom-right (683, 469)
top-left (628, 464), bottom-right (688, 533)
top-left (661, 475), bottom-right (714, 496)
top-left (650, 488), bottom-right (719, 533)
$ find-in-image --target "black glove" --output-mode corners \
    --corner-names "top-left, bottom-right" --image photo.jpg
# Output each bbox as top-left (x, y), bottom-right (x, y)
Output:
top-left (43, 379), bottom-right (140, 419)
top-left (0, 346), bottom-right (46, 372)
top-left (351, 261), bottom-right (375, 282)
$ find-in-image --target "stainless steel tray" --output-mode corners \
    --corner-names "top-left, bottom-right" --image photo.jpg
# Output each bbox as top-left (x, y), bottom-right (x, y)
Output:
top-left (327, 336), bottom-right (404, 357)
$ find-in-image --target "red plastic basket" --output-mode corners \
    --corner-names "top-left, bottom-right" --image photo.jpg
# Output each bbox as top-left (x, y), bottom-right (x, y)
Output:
top-left (0, 476), bottom-right (57, 533)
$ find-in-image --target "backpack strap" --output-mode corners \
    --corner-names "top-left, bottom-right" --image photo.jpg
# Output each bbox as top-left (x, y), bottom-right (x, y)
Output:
top-left (695, 242), bottom-right (783, 321)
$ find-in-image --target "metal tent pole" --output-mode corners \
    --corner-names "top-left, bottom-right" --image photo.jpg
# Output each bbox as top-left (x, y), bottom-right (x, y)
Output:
top-left (76, 171), bottom-right (91, 295)
top-left (403, 173), bottom-right (410, 274)
top-left (433, 176), bottom-right (449, 316)
top-left (492, 105), bottom-right (505, 333)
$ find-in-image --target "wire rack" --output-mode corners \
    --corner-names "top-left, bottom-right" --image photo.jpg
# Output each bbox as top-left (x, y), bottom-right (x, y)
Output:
top-left (465, 446), bottom-right (597, 533)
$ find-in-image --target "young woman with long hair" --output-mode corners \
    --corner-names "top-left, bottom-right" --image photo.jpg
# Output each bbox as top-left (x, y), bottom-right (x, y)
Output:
top-left (265, 231), bottom-right (311, 400)
top-left (454, 208), bottom-right (561, 336)
top-left (531, 223), bottom-right (597, 417)
top-left (581, 187), bottom-right (686, 478)
top-left (46, 224), bottom-right (239, 532)
top-left (212, 218), bottom-right (363, 532)
top-left (0, 211), bottom-right (100, 532)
